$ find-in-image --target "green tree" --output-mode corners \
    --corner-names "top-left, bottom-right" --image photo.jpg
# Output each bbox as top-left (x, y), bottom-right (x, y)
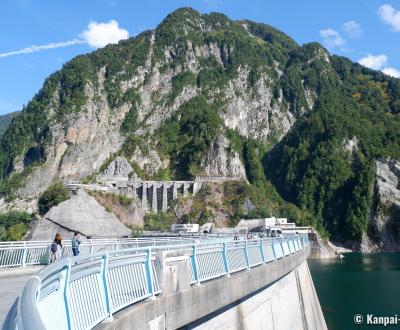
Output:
top-left (0, 211), bottom-right (33, 241)
top-left (144, 212), bottom-right (174, 231)
top-left (38, 182), bottom-right (70, 215)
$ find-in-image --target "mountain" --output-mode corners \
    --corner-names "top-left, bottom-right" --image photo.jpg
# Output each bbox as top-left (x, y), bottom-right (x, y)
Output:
top-left (0, 111), bottom-right (19, 137)
top-left (0, 8), bottom-right (399, 249)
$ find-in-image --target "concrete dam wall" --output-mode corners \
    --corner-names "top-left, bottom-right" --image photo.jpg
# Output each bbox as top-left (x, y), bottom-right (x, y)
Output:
top-left (97, 247), bottom-right (327, 330)
top-left (190, 261), bottom-right (325, 330)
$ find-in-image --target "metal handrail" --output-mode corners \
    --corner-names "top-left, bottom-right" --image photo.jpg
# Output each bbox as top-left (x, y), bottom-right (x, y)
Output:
top-left (0, 237), bottom-right (210, 268)
top-left (5, 235), bottom-right (310, 330)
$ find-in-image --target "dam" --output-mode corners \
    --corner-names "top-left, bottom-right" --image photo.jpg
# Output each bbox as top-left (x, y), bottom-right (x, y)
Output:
top-left (68, 174), bottom-right (243, 213)
top-left (67, 181), bottom-right (202, 212)
top-left (2, 235), bottom-right (327, 329)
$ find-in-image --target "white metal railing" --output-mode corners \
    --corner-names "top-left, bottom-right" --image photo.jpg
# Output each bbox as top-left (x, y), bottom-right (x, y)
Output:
top-left (0, 237), bottom-right (207, 268)
top-left (3, 235), bottom-right (310, 330)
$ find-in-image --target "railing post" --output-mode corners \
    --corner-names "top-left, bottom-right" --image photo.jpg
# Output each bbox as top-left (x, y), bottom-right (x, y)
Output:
top-left (101, 254), bottom-right (113, 320)
top-left (271, 239), bottom-right (276, 260)
top-left (191, 245), bottom-right (200, 285)
top-left (222, 243), bottom-right (230, 277)
top-left (22, 242), bottom-right (27, 267)
top-left (145, 248), bottom-right (155, 298)
top-left (280, 238), bottom-right (284, 256)
top-left (63, 259), bottom-right (72, 330)
top-left (244, 241), bottom-right (250, 269)
top-left (90, 239), bottom-right (94, 253)
top-left (259, 239), bottom-right (265, 263)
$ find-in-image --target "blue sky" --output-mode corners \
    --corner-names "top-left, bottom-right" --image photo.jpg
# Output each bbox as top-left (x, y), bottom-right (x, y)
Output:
top-left (0, 0), bottom-right (399, 115)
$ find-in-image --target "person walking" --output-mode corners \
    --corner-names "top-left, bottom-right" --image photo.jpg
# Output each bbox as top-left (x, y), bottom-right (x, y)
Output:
top-left (50, 233), bottom-right (63, 263)
top-left (71, 231), bottom-right (82, 256)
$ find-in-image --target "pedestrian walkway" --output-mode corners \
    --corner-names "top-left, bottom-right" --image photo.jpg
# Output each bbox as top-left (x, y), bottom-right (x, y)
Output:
top-left (0, 266), bottom-right (42, 326)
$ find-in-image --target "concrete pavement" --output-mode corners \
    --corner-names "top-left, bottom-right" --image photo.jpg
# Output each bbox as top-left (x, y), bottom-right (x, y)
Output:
top-left (0, 266), bottom-right (42, 326)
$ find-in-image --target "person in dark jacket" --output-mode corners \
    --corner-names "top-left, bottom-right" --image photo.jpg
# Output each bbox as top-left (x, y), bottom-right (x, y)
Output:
top-left (71, 231), bottom-right (82, 256)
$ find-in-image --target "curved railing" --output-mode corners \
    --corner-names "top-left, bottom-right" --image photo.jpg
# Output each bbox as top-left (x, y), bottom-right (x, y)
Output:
top-left (4, 235), bottom-right (309, 330)
top-left (0, 237), bottom-right (213, 268)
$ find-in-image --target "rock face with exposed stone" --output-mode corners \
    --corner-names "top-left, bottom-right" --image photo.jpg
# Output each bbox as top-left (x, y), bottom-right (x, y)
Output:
top-left (100, 156), bottom-right (137, 181)
top-left (2, 9), bottom-right (305, 211)
top-left (364, 157), bottom-right (400, 251)
top-left (200, 134), bottom-right (246, 179)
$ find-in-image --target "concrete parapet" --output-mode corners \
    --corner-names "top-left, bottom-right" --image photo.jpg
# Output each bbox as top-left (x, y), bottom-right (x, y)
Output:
top-left (96, 246), bottom-right (326, 330)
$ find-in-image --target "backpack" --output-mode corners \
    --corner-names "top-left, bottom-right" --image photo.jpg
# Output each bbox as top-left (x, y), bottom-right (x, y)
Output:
top-left (50, 242), bottom-right (57, 253)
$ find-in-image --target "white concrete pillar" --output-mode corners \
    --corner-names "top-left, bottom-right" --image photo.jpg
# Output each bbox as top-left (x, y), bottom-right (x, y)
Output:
top-left (172, 182), bottom-right (178, 200)
top-left (183, 182), bottom-right (188, 197)
top-left (162, 184), bottom-right (168, 212)
top-left (152, 182), bottom-right (158, 212)
top-left (141, 183), bottom-right (148, 210)
top-left (193, 181), bottom-right (202, 195)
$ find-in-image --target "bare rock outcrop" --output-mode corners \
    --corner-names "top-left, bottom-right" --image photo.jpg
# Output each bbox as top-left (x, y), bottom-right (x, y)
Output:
top-left (365, 158), bottom-right (400, 251)
top-left (200, 134), bottom-right (246, 179)
top-left (17, 73), bottom-right (125, 199)
top-left (100, 156), bottom-right (136, 181)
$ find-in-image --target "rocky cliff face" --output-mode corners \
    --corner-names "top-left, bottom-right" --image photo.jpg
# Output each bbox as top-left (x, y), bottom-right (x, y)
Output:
top-left (1, 8), bottom-right (312, 203)
top-left (363, 158), bottom-right (400, 251)
top-left (100, 156), bottom-right (135, 181)
top-left (1, 8), bottom-right (400, 249)
top-left (200, 134), bottom-right (246, 179)
top-left (16, 76), bottom-right (125, 198)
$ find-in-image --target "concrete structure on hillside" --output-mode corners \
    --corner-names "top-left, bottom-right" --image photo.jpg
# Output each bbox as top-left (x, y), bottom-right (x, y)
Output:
top-left (236, 217), bottom-right (297, 233)
top-left (308, 231), bottom-right (338, 259)
top-left (97, 245), bottom-right (326, 330)
top-left (83, 155), bottom-right (245, 213)
top-left (68, 181), bottom-right (204, 213)
top-left (31, 190), bottom-right (131, 240)
top-left (124, 181), bottom-right (203, 212)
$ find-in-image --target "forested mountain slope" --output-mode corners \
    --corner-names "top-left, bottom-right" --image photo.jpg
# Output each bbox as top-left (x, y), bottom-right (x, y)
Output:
top-left (0, 8), bottom-right (399, 249)
top-left (0, 111), bottom-right (19, 137)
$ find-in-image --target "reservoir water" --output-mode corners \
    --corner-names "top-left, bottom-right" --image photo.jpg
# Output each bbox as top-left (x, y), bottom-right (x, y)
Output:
top-left (308, 253), bottom-right (400, 330)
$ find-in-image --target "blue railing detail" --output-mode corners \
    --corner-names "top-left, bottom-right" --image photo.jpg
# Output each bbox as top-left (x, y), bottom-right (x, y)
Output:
top-left (6, 235), bottom-right (309, 330)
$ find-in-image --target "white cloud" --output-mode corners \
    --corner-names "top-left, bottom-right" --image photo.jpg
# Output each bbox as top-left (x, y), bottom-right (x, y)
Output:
top-left (358, 54), bottom-right (388, 70)
top-left (80, 20), bottom-right (129, 48)
top-left (319, 29), bottom-right (346, 48)
top-left (0, 20), bottom-right (129, 58)
top-left (358, 54), bottom-right (400, 78)
top-left (382, 67), bottom-right (400, 78)
top-left (342, 20), bottom-right (362, 38)
top-left (378, 4), bottom-right (400, 31)
top-left (0, 39), bottom-right (84, 58)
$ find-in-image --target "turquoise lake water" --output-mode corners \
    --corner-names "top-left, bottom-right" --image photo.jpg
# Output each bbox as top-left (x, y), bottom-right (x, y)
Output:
top-left (308, 253), bottom-right (400, 330)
